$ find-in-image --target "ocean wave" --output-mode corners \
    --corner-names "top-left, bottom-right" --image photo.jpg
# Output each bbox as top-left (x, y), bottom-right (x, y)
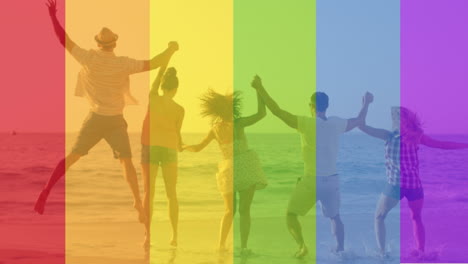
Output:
top-left (342, 177), bottom-right (385, 195)
top-left (0, 200), bottom-right (34, 207)
top-left (0, 171), bottom-right (23, 177)
top-left (22, 166), bottom-right (53, 173)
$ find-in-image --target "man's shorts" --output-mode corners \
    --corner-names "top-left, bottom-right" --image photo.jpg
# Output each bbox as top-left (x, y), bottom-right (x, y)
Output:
top-left (71, 112), bottom-right (132, 159)
top-left (288, 175), bottom-right (340, 218)
top-left (383, 182), bottom-right (424, 201)
top-left (141, 145), bottom-right (178, 165)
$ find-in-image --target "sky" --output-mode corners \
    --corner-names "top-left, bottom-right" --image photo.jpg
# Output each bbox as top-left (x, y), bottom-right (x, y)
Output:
top-left (0, 0), bottom-right (232, 134)
top-left (2, 1), bottom-right (467, 134)
top-left (64, 0), bottom-right (232, 134)
top-left (401, 0), bottom-right (468, 135)
top-left (0, 0), bottom-right (397, 134)
top-left (233, 0), bottom-right (316, 134)
top-left (0, 0), bottom-right (65, 133)
top-left (316, 0), bottom-right (400, 132)
top-left (232, 0), bottom-right (400, 134)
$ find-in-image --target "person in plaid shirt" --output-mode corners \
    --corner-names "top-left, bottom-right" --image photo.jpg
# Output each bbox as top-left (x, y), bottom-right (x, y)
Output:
top-left (360, 106), bottom-right (468, 259)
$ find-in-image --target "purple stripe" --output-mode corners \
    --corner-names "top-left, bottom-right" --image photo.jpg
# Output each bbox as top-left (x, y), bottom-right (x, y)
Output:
top-left (401, 0), bottom-right (468, 262)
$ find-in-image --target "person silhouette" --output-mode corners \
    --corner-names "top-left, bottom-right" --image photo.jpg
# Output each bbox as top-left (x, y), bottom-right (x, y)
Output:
top-left (141, 61), bottom-right (183, 248)
top-left (34, 0), bottom-right (179, 225)
top-left (359, 106), bottom-right (468, 259)
top-left (184, 76), bottom-right (268, 254)
top-left (253, 75), bottom-right (373, 257)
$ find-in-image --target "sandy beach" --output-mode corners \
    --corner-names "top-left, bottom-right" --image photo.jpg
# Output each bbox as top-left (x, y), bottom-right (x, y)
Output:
top-left (3, 133), bottom-right (468, 264)
top-left (2, 203), bottom-right (467, 264)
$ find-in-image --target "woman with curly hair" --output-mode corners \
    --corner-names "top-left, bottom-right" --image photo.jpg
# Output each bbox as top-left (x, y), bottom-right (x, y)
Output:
top-left (184, 75), bottom-right (268, 255)
top-left (360, 106), bottom-right (468, 259)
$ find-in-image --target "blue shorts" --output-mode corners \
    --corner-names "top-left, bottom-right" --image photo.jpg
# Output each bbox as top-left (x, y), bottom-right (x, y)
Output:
top-left (383, 183), bottom-right (424, 201)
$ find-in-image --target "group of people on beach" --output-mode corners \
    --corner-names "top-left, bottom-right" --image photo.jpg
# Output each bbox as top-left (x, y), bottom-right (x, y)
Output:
top-left (35, 0), bottom-right (468, 260)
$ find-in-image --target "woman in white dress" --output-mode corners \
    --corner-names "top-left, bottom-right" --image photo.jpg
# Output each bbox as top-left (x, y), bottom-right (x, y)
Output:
top-left (184, 76), bottom-right (268, 255)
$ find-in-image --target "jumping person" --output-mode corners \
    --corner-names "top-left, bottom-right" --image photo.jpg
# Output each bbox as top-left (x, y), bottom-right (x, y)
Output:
top-left (34, 0), bottom-right (179, 225)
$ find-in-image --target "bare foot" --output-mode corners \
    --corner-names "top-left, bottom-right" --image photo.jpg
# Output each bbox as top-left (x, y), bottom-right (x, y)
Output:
top-left (133, 201), bottom-right (146, 224)
top-left (217, 245), bottom-right (228, 253)
top-left (378, 252), bottom-right (390, 260)
top-left (170, 236), bottom-right (178, 248)
top-left (409, 249), bottom-right (429, 260)
top-left (143, 233), bottom-right (150, 251)
top-left (332, 246), bottom-right (344, 254)
top-left (294, 244), bottom-right (308, 258)
top-left (240, 248), bottom-right (253, 258)
top-left (34, 189), bottom-right (50, 215)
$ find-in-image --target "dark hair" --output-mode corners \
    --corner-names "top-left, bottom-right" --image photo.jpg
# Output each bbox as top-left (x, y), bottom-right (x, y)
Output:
top-left (161, 67), bottom-right (179, 90)
top-left (398, 107), bottom-right (424, 141)
top-left (310, 92), bottom-right (329, 112)
top-left (200, 89), bottom-right (242, 122)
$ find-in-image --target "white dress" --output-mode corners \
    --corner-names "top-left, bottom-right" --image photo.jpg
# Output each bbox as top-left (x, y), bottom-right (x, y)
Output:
top-left (216, 138), bottom-right (268, 194)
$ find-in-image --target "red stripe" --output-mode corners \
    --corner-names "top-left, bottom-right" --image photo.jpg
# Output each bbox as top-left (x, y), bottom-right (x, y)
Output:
top-left (0, 1), bottom-right (65, 263)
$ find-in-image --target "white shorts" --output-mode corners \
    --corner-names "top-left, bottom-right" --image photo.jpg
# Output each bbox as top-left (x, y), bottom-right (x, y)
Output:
top-left (287, 175), bottom-right (340, 218)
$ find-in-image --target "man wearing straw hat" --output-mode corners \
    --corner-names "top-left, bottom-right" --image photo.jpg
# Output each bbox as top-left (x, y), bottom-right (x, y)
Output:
top-left (34, 0), bottom-right (178, 225)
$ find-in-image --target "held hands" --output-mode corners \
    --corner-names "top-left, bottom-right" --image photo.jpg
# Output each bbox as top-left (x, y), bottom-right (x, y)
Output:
top-left (180, 144), bottom-right (188, 152)
top-left (46, 0), bottom-right (58, 17)
top-left (251, 75), bottom-right (263, 90)
top-left (359, 92), bottom-right (373, 128)
top-left (181, 145), bottom-right (197, 152)
top-left (363, 91), bottom-right (374, 106)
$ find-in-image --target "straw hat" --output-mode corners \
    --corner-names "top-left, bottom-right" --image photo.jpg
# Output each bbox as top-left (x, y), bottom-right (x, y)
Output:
top-left (95, 27), bottom-right (118, 46)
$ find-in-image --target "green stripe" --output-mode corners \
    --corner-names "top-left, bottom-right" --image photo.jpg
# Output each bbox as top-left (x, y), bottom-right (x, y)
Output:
top-left (234, 1), bottom-right (316, 262)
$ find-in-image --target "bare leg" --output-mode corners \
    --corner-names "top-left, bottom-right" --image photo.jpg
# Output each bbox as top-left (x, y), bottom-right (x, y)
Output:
top-left (408, 199), bottom-right (425, 252)
top-left (287, 212), bottom-right (308, 257)
top-left (142, 163), bottom-right (158, 249)
top-left (219, 192), bottom-right (234, 250)
top-left (375, 194), bottom-right (399, 255)
top-left (162, 162), bottom-right (179, 247)
top-left (120, 158), bottom-right (145, 224)
top-left (34, 153), bottom-right (81, 214)
top-left (330, 214), bottom-right (345, 252)
top-left (239, 185), bottom-right (256, 250)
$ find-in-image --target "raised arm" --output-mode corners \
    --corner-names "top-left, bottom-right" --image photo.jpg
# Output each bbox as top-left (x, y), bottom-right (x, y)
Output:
top-left (345, 92), bottom-right (373, 132)
top-left (360, 125), bottom-right (392, 141)
top-left (420, 135), bottom-right (468, 149)
top-left (149, 68), bottom-right (165, 96)
top-left (253, 76), bottom-right (298, 129)
top-left (235, 76), bottom-right (267, 127)
top-left (358, 92), bottom-right (392, 140)
top-left (149, 47), bottom-right (174, 96)
top-left (142, 42), bottom-right (178, 72)
top-left (182, 130), bottom-right (215, 152)
top-left (46, 0), bottom-right (76, 52)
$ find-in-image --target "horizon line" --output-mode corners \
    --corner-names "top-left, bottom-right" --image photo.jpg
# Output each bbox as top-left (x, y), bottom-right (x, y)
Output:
top-left (2, 131), bottom-right (468, 136)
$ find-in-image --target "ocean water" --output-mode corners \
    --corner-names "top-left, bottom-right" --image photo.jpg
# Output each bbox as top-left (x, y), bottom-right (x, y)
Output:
top-left (0, 132), bottom-right (385, 221)
top-left (1, 132), bottom-right (468, 263)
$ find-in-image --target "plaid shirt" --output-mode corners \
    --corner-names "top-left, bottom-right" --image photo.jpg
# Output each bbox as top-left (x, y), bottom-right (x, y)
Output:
top-left (385, 132), bottom-right (421, 189)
